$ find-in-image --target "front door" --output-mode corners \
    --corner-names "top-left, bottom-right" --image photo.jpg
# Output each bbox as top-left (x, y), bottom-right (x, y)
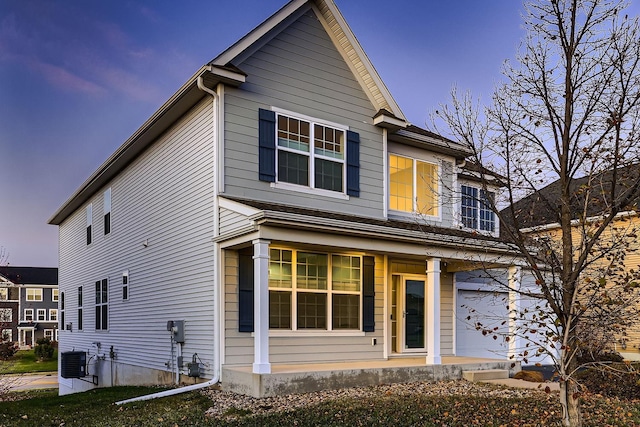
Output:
top-left (391, 275), bottom-right (427, 353)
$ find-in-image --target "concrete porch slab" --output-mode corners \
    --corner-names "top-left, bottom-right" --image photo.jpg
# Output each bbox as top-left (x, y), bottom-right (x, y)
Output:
top-left (222, 356), bottom-right (519, 397)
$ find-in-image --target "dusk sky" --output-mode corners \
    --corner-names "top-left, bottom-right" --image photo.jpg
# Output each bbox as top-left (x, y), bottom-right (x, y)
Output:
top-left (3, 0), bottom-right (636, 268)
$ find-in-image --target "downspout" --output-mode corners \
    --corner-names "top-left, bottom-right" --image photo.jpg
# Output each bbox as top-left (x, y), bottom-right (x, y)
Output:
top-left (116, 74), bottom-right (221, 405)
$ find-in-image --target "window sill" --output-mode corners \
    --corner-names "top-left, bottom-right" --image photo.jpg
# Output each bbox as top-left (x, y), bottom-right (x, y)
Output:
top-left (270, 182), bottom-right (349, 200)
top-left (388, 210), bottom-right (441, 222)
top-left (256, 330), bottom-right (366, 337)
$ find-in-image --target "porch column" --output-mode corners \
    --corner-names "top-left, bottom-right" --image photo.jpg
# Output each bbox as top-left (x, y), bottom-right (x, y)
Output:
top-left (252, 239), bottom-right (271, 374)
top-left (508, 266), bottom-right (522, 361)
top-left (426, 257), bottom-right (441, 365)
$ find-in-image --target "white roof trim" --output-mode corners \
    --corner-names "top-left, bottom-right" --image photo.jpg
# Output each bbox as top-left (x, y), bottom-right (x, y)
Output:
top-left (212, 0), bottom-right (407, 123)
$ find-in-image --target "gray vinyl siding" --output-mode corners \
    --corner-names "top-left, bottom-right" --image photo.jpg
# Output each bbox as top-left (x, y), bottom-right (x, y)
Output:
top-left (57, 98), bottom-right (216, 378)
top-left (223, 8), bottom-right (384, 218)
top-left (219, 207), bottom-right (253, 236)
top-left (223, 251), bottom-right (385, 366)
top-left (440, 272), bottom-right (454, 355)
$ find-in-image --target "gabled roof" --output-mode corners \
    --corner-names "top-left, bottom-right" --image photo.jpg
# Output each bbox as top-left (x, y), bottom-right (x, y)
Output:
top-left (48, 0), bottom-right (407, 226)
top-left (0, 267), bottom-right (58, 286)
top-left (503, 164), bottom-right (640, 230)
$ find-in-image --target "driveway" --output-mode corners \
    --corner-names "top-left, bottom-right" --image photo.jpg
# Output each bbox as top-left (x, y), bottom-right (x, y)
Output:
top-left (2, 372), bottom-right (58, 391)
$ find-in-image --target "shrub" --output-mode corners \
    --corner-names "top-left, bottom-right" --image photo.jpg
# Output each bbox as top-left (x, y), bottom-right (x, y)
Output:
top-left (0, 341), bottom-right (17, 360)
top-left (577, 363), bottom-right (640, 399)
top-left (34, 338), bottom-right (54, 361)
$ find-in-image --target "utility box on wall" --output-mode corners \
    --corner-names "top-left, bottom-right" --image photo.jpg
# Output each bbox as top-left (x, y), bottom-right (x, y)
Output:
top-left (61, 351), bottom-right (87, 379)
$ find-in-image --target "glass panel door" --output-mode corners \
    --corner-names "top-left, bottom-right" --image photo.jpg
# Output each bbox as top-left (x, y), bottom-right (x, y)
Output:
top-left (404, 279), bottom-right (425, 350)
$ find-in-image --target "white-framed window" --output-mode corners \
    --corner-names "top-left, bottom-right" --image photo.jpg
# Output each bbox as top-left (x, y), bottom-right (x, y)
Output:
top-left (49, 309), bottom-right (58, 322)
top-left (37, 309), bottom-right (46, 321)
top-left (60, 292), bottom-right (65, 329)
top-left (26, 288), bottom-right (43, 301)
top-left (55, 329), bottom-right (59, 341)
top-left (86, 203), bottom-right (93, 245)
top-left (95, 279), bottom-right (108, 331)
top-left (78, 286), bottom-right (83, 331)
top-left (1, 329), bottom-right (12, 342)
top-left (122, 270), bottom-right (129, 300)
top-left (24, 309), bottom-right (33, 321)
top-left (103, 188), bottom-right (111, 235)
top-left (0, 308), bottom-right (12, 323)
top-left (389, 153), bottom-right (439, 216)
top-left (44, 329), bottom-right (54, 341)
top-left (52, 289), bottom-right (59, 302)
top-left (275, 111), bottom-right (347, 193)
top-left (268, 248), bottom-right (362, 331)
top-left (460, 184), bottom-right (496, 232)
top-left (0, 288), bottom-right (7, 301)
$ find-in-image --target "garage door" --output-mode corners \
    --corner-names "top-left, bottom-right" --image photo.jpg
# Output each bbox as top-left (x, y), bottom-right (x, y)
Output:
top-left (456, 289), bottom-right (509, 359)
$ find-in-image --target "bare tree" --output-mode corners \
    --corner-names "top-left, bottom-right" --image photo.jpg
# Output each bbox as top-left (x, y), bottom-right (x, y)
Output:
top-left (433, 1), bottom-right (640, 426)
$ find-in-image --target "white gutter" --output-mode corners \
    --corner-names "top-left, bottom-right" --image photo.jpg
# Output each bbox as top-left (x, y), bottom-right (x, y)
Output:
top-left (116, 75), bottom-right (222, 405)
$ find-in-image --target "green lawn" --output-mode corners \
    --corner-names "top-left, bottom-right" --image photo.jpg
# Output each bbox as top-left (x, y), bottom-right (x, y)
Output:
top-left (2, 350), bottom-right (58, 374)
top-left (0, 385), bottom-right (639, 426)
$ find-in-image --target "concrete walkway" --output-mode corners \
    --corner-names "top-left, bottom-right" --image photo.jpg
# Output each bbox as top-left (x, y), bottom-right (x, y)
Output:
top-left (2, 372), bottom-right (58, 391)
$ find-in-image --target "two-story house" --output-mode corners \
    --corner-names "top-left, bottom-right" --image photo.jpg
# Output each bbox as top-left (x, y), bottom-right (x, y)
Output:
top-left (48, 0), bottom-right (524, 397)
top-left (0, 267), bottom-right (59, 348)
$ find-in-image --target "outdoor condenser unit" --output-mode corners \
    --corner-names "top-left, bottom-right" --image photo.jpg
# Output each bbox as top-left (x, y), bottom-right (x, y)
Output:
top-left (61, 351), bottom-right (87, 378)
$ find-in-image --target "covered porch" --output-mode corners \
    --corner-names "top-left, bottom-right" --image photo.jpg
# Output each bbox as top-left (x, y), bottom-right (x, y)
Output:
top-left (222, 356), bottom-right (519, 397)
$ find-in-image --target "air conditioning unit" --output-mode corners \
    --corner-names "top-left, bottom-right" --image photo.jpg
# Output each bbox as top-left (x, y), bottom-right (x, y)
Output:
top-left (61, 351), bottom-right (87, 378)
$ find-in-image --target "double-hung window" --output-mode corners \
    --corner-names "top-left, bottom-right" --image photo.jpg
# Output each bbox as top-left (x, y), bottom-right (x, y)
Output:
top-left (78, 286), bottom-right (83, 331)
top-left (389, 154), bottom-right (439, 216)
top-left (26, 288), bottom-right (43, 301)
top-left (37, 309), bottom-right (46, 321)
top-left (86, 204), bottom-right (93, 245)
top-left (276, 113), bottom-right (346, 192)
top-left (24, 309), bottom-right (33, 321)
top-left (460, 185), bottom-right (496, 232)
top-left (49, 309), bottom-right (58, 322)
top-left (268, 249), bottom-right (362, 331)
top-left (95, 279), bottom-right (108, 331)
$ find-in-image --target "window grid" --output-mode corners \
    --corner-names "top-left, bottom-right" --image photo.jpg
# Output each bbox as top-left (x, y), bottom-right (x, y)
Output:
top-left (37, 309), bottom-right (46, 321)
top-left (24, 309), bottom-right (33, 321)
top-left (276, 113), bottom-right (346, 192)
top-left (52, 289), bottom-right (59, 302)
top-left (95, 279), bottom-right (108, 331)
top-left (268, 249), bottom-right (361, 331)
top-left (0, 308), bottom-right (12, 323)
top-left (460, 185), bottom-right (496, 232)
top-left (49, 309), bottom-right (58, 322)
top-left (26, 288), bottom-right (43, 301)
top-left (122, 271), bottom-right (129, 300)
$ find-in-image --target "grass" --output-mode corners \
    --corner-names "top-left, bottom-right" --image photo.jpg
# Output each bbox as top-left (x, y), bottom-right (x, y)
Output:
top-left (0, 384), bottom-right (639, 426)
top-left (2, 350), bottom-right (58, 374)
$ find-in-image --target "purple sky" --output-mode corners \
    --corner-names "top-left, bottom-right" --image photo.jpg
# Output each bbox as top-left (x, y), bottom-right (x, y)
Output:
top-left (1, 0), bottom-right (623, 267)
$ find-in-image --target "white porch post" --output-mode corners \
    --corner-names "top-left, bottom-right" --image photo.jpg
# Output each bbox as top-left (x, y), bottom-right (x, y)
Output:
top-left (508, 266), bottom-right (522, 361)
top-left (426, 257), bottom-right (441, 365)
top-left (252, 239), bottom-right (271, 374)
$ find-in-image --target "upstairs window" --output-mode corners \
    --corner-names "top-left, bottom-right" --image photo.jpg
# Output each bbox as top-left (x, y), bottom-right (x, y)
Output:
top-left (0, 308), bottom-right (12, 323)
top-left (86, 204), bottom-right (93, 245)
top-left (24, 309), bottom-right (33, 321)
top-left (389, 154), bottom-right (439, 216)
top-left (52, 289), bottom-right (59, 302)
top-left (461, 185), bottom-right (496, 232)
top-left (0, 288), bottom-right (6, 301)
top-left (122, 271), bottom-right (129, 300)
top-left (26, 288), bottom-right (43, 301)
top-left (103, 188), bottom-right (111, 235)
top-left (276, 114), bottom-right (346, 192)
top-left (78, 286), bottom-right (83, 331)
top-left (37, 309), bottom-right (46, 321)
top-left (258, 109), bottom-right (360, 197)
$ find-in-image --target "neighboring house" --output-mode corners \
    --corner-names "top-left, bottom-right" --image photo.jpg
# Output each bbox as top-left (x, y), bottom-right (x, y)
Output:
top-left (48, 0), bottom-right (524, 397)
top-left (504, 165), bottom-right (640, 360)
top-left (0, 267), bottom-right (59, 348)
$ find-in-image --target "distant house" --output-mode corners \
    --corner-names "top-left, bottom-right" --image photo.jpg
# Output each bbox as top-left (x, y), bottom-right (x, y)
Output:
top-left (0, 267), bottom-right (59, 348)
top-left (504, 165), bottom-right (640, 360)
top-left (48, 0), bottom-right (525, 397)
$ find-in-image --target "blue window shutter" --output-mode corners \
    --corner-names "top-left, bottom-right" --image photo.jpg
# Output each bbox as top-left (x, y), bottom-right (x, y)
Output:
top-left (346, 130), bottom-right (360, 197)
top-left (363, 256), bottom-right (375, 332)
top-left (238, 249), bottom-right (254, 332)
top-left (259, 109), bottom-right (276, 182)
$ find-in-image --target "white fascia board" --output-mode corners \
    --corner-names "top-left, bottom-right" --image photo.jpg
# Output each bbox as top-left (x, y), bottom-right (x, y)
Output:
top-left (519, 210), bottom-right (639, 234)
top-left (313, 1), bottom-right (407, 122)
top-left (212, 0), bottom-right (308, 67)
top-left (218, 197), bottom-right (263, 217)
